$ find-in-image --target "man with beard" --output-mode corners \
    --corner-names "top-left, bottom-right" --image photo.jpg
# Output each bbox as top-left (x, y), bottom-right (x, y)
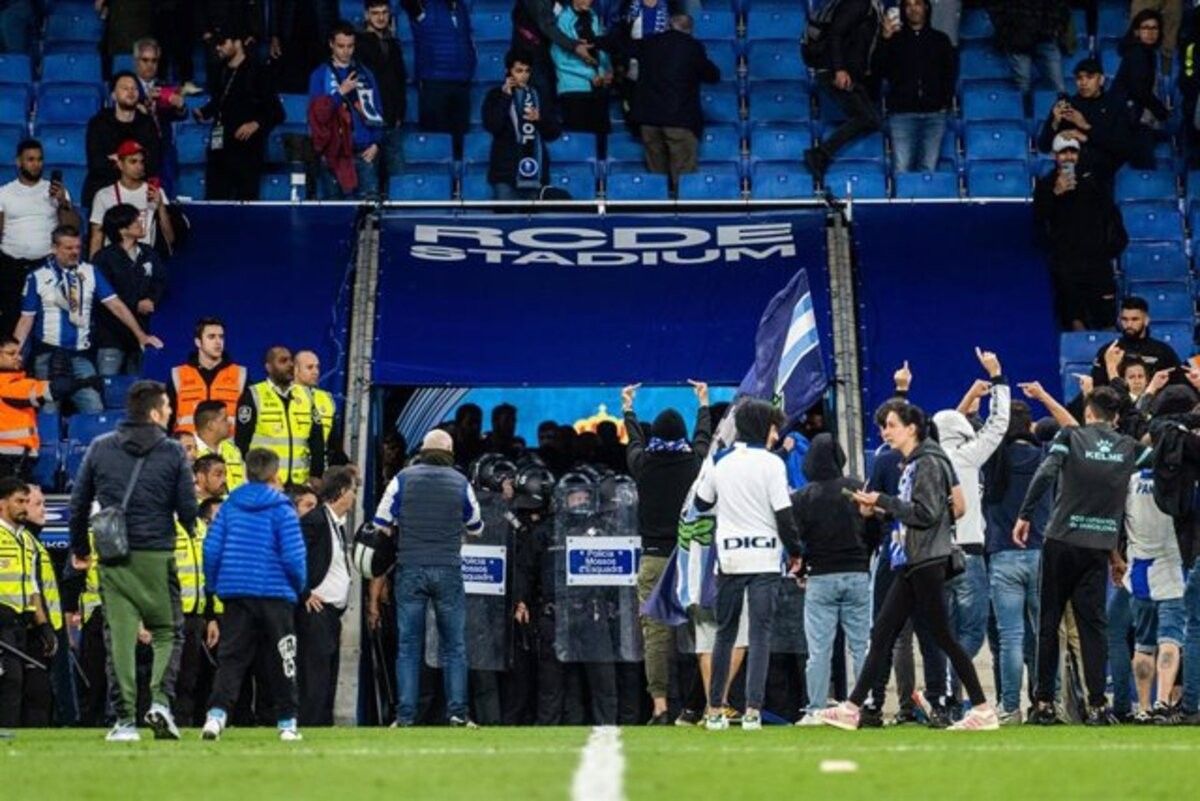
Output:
top-left (83, 73), bottom-right (161, 209)
top-left (1089, 296), bottom-right (1183, 388)
top-left (235, 346), bottom-right (325, 487)
top-left (0, 140), bottom-right (81, 337)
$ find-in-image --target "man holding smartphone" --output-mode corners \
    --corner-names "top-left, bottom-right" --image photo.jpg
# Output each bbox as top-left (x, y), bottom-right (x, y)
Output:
top-left (1033, 133), bottom-right (1128, 331)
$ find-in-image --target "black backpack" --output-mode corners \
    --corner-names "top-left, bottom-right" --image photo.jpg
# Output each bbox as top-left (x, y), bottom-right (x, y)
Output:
top-left (801, 0), bottom-right (883, 69)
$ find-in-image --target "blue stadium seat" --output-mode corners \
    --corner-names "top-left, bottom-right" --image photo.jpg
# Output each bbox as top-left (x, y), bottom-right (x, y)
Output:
top-left (176, 166), bottom-right (207, 200)
top-left (279, 93), bottom-right (309, 125)
top-left (1153, 323), bottom-right (1194, 355)
top-left (99, 375), bottom-right (137, 410)
top-left (1131, 283), bottom-right (1195, 321)
top-left (966, 160), bottom-right (1032, 198)
top-left (823, 162), bottom-right (888, 199)
top-left (750, 161), bottom-right (813, 199)
top-left (36, 411), bottom-right (61, 450)
top-left (1098, 5), bottom-right (1128, 39)
top-left (1122, 243), bottom-right (1190, 282)
top-left (1122, 200), bottom-right (1185, 241)
top-left (1059, 331), bottom-right (1109, 366)
top-left (473, 9), bottom-right (512, 41)
top-left (549, 162), bottom-right (597, 199)
top-left (937, 126), bottom-right (960, 168)
top-left (604, 164), bottom-right (669, 200)
top-left (45, 8), bottom-right (104, 43)
top-left (750, 123), bottom-right (812, 162)
top-left (960, 8), bottom-right (994, 40)
top-left (389, 167), bottom-right (455, 201)
top-left (111, 53), bottom-right (135, 75)
top-left (259, 172), bottom-right (294, 201)
top-left (41, 52), bottom-right (102, 84)
top-left (747, 8), bottom-right (806, 40)
top-left (959, 43), bottom-right (1011, 82)
top-left (701, 83), bottom-right (741, 123)
top-left (1062, 362), bottom-right (1091, 403)
top-left (36, 83), bottom-right (102, 124)
top-left (174, 124), bottom-right (210, 165)
top-left (339, 0), bottom-right (363, 25)
top-left (475, 41), bottom-right (509, 81)
top-left (1032, 88), bottom-right (1058, 128)
top-left (964, 121), bottom-right (1029, 162)
top-left (678, 163), bottom-right (743, 200)
top-left (265, 124), bottom-right (306, 164)
top-left (695, 9), bottom-right (738, 39)
top-left (834, 130), bottom-right (885, 162)
top-left (698, 124), bottom-right (742, 161)
top-left (0, 54), bottom-right (31, 85)
top-left (459, 164), bottom-right (492, 200)
top-left (894, 171), bottom-right (960, 199)
top-left (747, 40), bottom-right (805, 81)
top-left (0, 85), bottom-right (28, 121)
top-left (36, 124), bottom-right (88, 166)
top-left (462, 130), bottom-right (492, 164)
top-left (402, 131), bottom-right (455, 164)
top-left (1114, 168), bottom-right (1177, 201)
top-left (66, 412), bottom-right (123, 448)
top-left (960, 82), bottom-right (1024, 121)
top-left (607, 133), bottom-right (645, 163)
top-left (547, 131), bottom-right (598, 163)
top-left (53, 166), bottom-right (86, 204)
top-left (469, 85), bottom-right (490, 124)
top-left (703, 41), bottom-right (740, 85)
top-left (748, 81), bottom-right (809, 122)
top-left (1099, 39), bottom-right (1122, 76)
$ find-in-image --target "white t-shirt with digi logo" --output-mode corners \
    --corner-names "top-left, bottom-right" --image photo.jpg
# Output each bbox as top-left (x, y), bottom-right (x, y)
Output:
top-left (696, 443), bottom-right (793, 575)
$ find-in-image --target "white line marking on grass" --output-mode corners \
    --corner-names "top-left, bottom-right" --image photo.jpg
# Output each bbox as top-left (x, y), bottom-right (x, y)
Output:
top-left (571, 726), bottom-right (625, 801)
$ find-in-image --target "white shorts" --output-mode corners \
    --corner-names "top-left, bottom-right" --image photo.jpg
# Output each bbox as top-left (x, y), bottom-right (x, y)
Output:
top-left (690, 599), bottom-right (750, 653)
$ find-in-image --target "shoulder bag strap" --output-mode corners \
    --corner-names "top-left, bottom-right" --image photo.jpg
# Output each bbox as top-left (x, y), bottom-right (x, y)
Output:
top-left (120, 456), bottom-right (148, 511)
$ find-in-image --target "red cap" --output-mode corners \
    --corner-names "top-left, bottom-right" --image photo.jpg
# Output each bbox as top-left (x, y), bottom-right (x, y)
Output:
top-left (113, 140), bottom-right (145, 158)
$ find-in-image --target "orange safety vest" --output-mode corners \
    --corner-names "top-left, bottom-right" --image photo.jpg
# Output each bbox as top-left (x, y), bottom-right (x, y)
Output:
top-left (0, 372), bottom-right (49, 456)
top-left (171, 362), bottom-right (247, 434)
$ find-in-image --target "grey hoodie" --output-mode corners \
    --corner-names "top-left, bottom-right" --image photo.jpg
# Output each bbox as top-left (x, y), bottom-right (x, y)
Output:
top-left (69, 421), bottom-right (198, 556)
top-left (875, 439), bottom-right (957, 568)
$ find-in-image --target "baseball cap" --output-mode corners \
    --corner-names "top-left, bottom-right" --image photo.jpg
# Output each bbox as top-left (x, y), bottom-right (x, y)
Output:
top-left (113, 140), bottom-right (144, 158)
top-left (1073, 57), bottom-right (1103, 75)
top-left (1052, 134), bottom-right (1081, 153)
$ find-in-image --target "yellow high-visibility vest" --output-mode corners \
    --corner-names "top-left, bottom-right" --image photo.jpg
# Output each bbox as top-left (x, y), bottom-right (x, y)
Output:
top-left (311, 387), bottom-right (336, 447)
top-left (248, 381), bottom-right (316, 485)
top-left (0, 519), bottom-right (37, 617)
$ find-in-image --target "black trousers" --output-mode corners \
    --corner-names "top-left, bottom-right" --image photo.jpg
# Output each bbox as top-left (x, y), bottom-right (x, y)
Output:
top-left (208, 598), bottom-right (299, 723)
top-left (817, 75), bottom-right (882, 158)
top-left (1035, 538), bottom-right (1110, 708)
top-left (417, 80), bottom-right (471, 136)
top-left (0, 253), bottom-right (38, 338)
top-left (296, 603), bottom-right (342, 726)
top-left (1051, 266), bottom-right (1117, 331)
top-left (469, 669), bottom-right (503, 726)
top-left (206, 146), bottom-right (266, 201)
top-left (172, 614), bottom-right (210, 727)
top-left (868, 556), bottom-right (948, 710)
top-left (77, 609), bottom-right (109, 726)
top-left (535, 608), bottom-right (617, 725)
top-left (0, 615), bottom-right (28, 727)
top-left (850, 560), bottom-right (986, 707)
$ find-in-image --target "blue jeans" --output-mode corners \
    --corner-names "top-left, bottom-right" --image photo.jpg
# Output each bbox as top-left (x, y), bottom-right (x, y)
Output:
top-left (803, 572), bottom-right (870, 713)
top-left (319, 154), bottom-right (381, 200)
top-left (946, 552), bottom-right (989, 699)
top-left (96, 347), bottom-right (142, 378)
top-left (889, 112), bottom-right (947, 173)
top-left (1008, 41), bottom-right (1066, 94)
top-left (989, 549), bottom-right (1041, 713)
top-left (1132, 596), bottom-right (1186, 652)
top-left (1182, 562), bottom-right (1200, 712)
top-left (32, 349), bottom-right (102, 413)
top-left (1107, 584), bottom-right (1135, 715)
top-left (394, 565), bottom-right (468, 724)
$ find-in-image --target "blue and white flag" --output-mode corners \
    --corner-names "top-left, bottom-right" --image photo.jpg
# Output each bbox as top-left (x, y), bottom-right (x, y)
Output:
top-left (736, 269), bottom-right (827, 427)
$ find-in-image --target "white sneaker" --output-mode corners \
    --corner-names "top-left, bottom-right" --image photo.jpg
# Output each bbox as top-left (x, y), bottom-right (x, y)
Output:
top-left (279, 727), bottom-right (303, 742)
top-left (741, 711), bottom-right (762, 731)
top-left (704, 712), bottom-right (729, 731)
top-left (105, 722), bottom-right (140, 742)
top-left (948, 706), bottom-right (1000, 732)
top-left (146, 703), bottom-right (181, 740)
top-left (794, 713), bottom-right (825, 727)
top-left (201, 715), bottom-right (224, 741)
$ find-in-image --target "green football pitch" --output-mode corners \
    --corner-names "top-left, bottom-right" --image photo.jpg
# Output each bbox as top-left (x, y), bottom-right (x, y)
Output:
top-left (5, 726), bottom-right (1199, 801)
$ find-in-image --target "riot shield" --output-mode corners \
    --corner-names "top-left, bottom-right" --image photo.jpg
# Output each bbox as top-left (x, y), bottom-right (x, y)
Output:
top-left (553, 474), bottom-right (643, 663)
top-left (425, 489), bottom-right (512, 671)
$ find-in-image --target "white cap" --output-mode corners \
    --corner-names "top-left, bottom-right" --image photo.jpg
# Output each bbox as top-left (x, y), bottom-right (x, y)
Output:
top-left (1052, 134), bottom-right (1081, 153)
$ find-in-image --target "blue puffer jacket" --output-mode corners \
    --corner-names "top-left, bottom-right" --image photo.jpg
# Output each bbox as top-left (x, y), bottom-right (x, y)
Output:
top-left (552, 6), bottom-right (611, 95)
top-left (407, 0), bottom-right (477, 83)
top-left (203, 482), bottom-right (307, 602)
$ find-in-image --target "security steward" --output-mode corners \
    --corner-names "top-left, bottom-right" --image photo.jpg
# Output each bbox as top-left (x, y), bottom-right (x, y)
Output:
top-left (0, 477), bottom-right (60, 726)
top-left (172, 512), bottom-right (220, 727)
top-left (0, 336), bottom-right (54, 480)
top-left (65, 529), bottom-right (108, 726)
top-left (294, 350), bottom-right (337, 450)
top-left (168, 317), bottom-right (248, 435)
top-left (194, 400), bottom-right (245, 491)
top-left (235, 346), bottom-right (324, 486)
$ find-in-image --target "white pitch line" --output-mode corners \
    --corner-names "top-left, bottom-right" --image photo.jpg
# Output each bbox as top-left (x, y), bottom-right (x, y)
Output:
top-left (571, 726), bottom-right (625, 801)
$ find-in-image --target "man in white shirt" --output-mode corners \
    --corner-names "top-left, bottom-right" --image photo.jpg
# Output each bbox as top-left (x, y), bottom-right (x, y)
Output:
top-left (296, 466), bottom-right (358, 726)
top-left (694, 399), bottom-right (802, 732)
top-left (88, 140), bottom-right (175, 258)
top-left (0, 139), bottom-right (80, 337)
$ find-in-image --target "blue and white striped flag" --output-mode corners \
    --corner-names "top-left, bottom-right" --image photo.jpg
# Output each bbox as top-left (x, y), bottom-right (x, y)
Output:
top-left (736, 269), bottom-right (827, 426)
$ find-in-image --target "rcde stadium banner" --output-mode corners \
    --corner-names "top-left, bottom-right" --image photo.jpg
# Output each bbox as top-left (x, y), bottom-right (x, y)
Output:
top-left (374, 212), bottom-right (831, 386)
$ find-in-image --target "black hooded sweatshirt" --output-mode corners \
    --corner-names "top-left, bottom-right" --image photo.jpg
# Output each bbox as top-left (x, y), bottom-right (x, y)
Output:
top-left (624, 406), bottom-right (713, 557)
top-left (790, 433), bottom-right (878, 575)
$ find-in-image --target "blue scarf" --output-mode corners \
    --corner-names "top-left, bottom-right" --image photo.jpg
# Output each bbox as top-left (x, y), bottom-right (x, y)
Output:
top-left (646, 437), bottom-right (692, 453)
top-left (510, 85), bottom-right (543, 190)
top-left (627, 0), bottom-right (669, 38)
top-left (889, 461), bottom-right (915, 570)
top-left (326, 61), bottom-right (385, 129)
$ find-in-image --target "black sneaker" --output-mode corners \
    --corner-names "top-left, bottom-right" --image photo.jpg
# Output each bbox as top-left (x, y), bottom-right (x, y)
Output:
top-left (448, 716), bottom-right (479, 729)
top-left (1028, 704), bottom-right (1062, 726)
top-left (858, 706), bottom-right (884, 728)
top-left (927, 705), bottom-right (952, 730)
top-left (647, 711), bottom-right (672, 726)
top-left (1132, 710), bottom-right (1155, 725)
top-left (1112, 710), bottom-right (1136, 725)
top-left (890, 707), bottom-right (921, 726)
top-left (803, 147), bottom-right (829, 184)
top-left (1083, 706), bottom-right (1112, 726)
top-left (674, 708), bottom-right (702, 727)
top-left (1152, 703), bottom-right (1182, 726)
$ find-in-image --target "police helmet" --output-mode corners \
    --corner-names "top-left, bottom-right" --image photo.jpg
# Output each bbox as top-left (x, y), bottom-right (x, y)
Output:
top-left (513, 464), bottom-right (556, 511)
top-left (469, 453), bottom-right (518, 492)
top-left (555, 471), bottom-right (597, 514)
top-left (351, 522), bottom-right (396, 579)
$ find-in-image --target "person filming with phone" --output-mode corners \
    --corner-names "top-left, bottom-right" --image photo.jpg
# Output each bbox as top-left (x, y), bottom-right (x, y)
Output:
top-left (1033, 132), bottom-right (1128, 331)
top-left (1037, 58), bottom-right (1135, 187)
